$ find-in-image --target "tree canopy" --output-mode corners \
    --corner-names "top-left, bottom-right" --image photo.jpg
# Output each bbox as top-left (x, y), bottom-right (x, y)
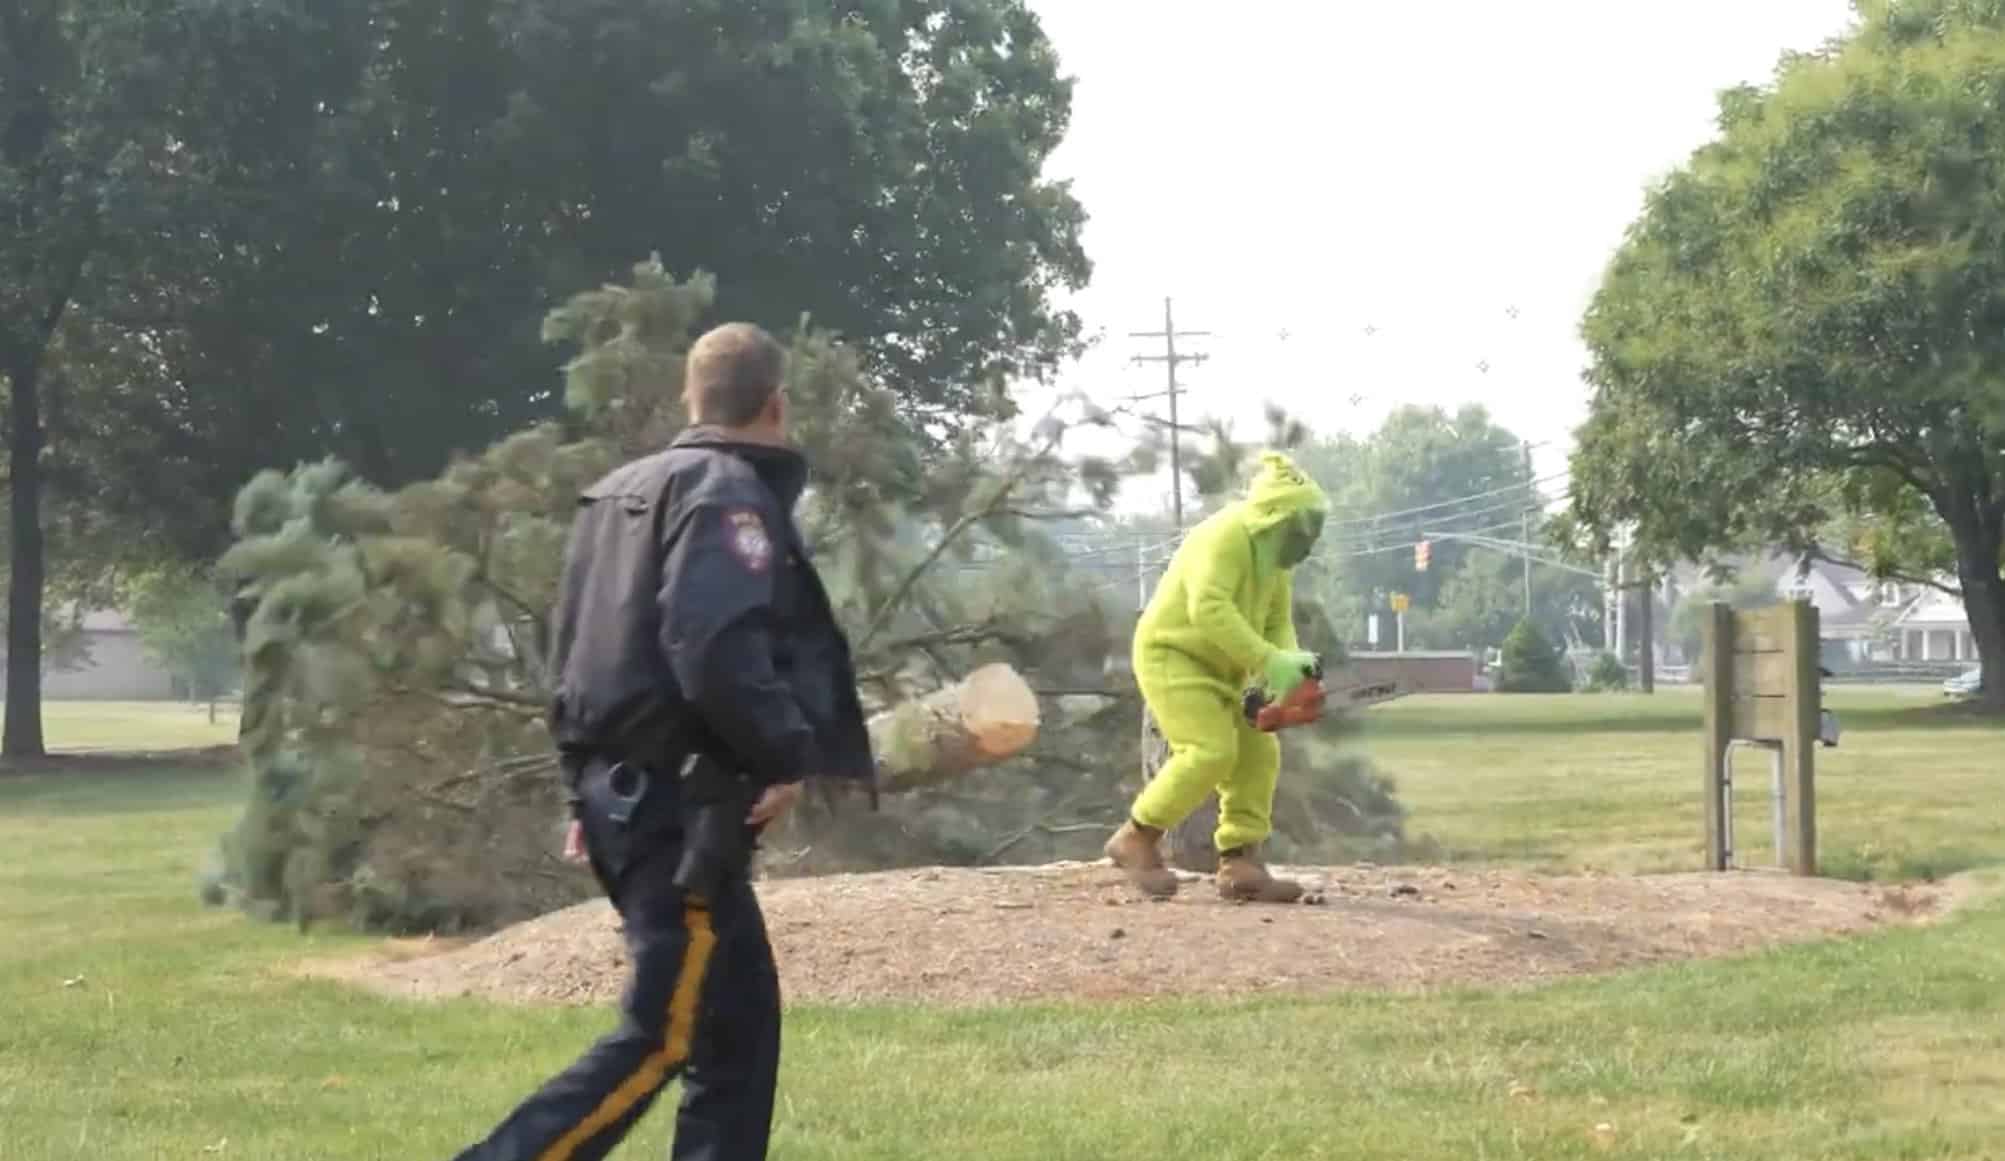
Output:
top-left (117, 0), bottom-right (1091, 546)
top-left (4, 0), bottom-right (1092, 756)
top-left (1563, 0), bottom-right (2005, 707)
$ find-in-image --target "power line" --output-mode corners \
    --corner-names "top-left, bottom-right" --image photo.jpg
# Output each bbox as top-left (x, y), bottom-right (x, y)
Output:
top-left (1313, 516), bottom-right (1542, 563)
top-left (1017, 478), bottom-right (1573, 568)
top-left (1318, 488), bottom-right (1571, 551)
top-left (1323, 469), bottom-right (1570, 530)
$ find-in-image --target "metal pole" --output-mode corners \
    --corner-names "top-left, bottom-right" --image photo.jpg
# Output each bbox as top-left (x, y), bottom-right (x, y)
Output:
top-left (1165, 297), bottom-right (1183, 531)
top-left (1770, 745), bottom-right (1785, 869)
top-left (1521, 440), bottom-right (1534, 617)
top-left (1722, 742), bottom-right (1737, 867)
top-left (1135, 535), bottom-right (1146, 611)
top-left (1614, 552), bottom-right (1627, 663)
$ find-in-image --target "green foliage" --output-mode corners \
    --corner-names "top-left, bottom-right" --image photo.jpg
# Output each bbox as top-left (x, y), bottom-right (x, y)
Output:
top-left (125, 567), bottom-right (239, 703)
top-left (1413, 551), bottom-right (1601, 655)
top-left (1497, 618), bottom-right (1571, 694)
top-left (2, 0), bottom-right (257, 754)
top-left (1266, 735), bottom-right (1418, 865)
top-left (1561, 0), bottom-right (2005, 704)
top-left (209, 258), bottom-right (1156, 930)
top-left (1580, 651), bottom-right (1629, 693)
top-left (36, 0), bottom-right (1090, 565)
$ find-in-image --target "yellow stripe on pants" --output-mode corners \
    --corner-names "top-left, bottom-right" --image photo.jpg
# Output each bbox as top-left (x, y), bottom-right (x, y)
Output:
top-left (535, 902), bottom-right (718, 1161)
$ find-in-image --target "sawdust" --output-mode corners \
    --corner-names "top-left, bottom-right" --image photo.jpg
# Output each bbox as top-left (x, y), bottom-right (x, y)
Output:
top-left (298, 862), bottom-right (1974, 1008)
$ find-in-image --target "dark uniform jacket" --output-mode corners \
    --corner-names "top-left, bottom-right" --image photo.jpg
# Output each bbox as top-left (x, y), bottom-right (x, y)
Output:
top-left (546, 426), bottom-right (875, 797)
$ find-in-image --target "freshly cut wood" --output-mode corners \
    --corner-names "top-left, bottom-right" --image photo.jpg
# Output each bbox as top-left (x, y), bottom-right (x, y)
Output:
top-left (869, 663), bottom-right (1041, 793)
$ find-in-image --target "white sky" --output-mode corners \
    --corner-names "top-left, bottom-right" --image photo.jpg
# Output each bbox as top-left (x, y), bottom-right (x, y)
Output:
top-left (1018, 0), bottom-right (1860, 510)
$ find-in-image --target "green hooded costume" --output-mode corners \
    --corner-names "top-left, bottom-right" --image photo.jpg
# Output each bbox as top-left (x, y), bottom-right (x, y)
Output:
top-left (1130, 451), bottom-right (1329, 853)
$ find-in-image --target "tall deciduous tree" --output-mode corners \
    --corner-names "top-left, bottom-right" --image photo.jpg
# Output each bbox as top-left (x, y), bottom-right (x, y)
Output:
top-left (1, 0), bottom-right (246, 756)
top-left (8, 0), bottom-right (1090, 754)
top-left (1564, 0), bottom-right (2005, 709)
top-left (92, 0), bottom-right (1092, 562)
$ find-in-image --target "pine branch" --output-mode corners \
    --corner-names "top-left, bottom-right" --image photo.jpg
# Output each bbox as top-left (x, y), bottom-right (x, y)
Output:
top-left (426, 683), bottom-right (546, 717)
top-left (1000, 506), bottom-right (1101, 521)
top-left (875, 620), bottom-right (1022, 654)
top-left (856, 408), bottom-right (1067, 651)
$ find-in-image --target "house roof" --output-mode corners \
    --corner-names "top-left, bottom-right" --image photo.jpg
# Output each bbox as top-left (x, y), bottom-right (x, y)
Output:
top-left (1895, 588), bottom-right (1970, 629)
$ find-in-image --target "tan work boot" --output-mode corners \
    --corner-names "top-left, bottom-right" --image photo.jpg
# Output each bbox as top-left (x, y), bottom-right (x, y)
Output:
top-left (1104, 819), bottom-right (1180, 899)
top-left (1216, 845), bottom-right (1303, 903)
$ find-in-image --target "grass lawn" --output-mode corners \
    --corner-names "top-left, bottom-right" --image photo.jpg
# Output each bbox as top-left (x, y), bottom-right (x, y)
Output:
top-left (1, 694), bottom-right (2002, 1159)
top-left (36, 699), bottom-right (242, 752)
top-left (1362, 686), bottom-right (2005, 881)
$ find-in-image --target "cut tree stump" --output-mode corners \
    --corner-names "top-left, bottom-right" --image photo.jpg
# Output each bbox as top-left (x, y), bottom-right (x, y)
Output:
top-left (869, 663), bottom-right (1041, 793)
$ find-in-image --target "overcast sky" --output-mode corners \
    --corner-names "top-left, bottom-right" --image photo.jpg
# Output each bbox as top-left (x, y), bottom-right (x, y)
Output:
top-left (1018, 0), bottom-right (1861, 508)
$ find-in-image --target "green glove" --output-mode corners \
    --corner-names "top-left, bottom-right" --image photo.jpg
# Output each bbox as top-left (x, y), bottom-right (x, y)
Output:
top-left (1262, 650), bottom-right (1318, 700)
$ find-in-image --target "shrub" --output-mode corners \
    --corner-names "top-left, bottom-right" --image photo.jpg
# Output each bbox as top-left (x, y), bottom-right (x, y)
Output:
top-left (1497, 618), bottom-right (1571, 693)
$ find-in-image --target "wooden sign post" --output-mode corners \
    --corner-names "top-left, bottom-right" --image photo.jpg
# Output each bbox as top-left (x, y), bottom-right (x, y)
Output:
top-left (1701, 599), bottom-right (1821, 875)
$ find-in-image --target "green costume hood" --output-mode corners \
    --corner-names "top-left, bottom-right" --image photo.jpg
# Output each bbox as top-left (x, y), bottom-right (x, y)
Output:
top-left (1238, 451), bottom-right (1329, 533)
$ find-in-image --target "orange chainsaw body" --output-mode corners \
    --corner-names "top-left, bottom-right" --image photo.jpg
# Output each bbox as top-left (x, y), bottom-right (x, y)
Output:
top-left (1242, 657), bottom-right (1329, 732)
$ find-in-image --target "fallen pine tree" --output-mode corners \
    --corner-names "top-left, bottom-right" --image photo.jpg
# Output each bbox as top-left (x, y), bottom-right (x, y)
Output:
top-left (201, 259), bottom-right (1143, 933)
top-left (202, 261), bottom-right (1419, 935)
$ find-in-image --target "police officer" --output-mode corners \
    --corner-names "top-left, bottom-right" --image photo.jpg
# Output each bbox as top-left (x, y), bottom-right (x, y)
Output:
top-left (451, 322), bottom-right (875, 1161)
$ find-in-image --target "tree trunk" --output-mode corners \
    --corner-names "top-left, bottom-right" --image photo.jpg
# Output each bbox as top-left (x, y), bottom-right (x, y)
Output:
top-left (4, 352), bottom-right (46, 758)
top-left (869, 663), bottom-right (1041, 792)
top-left (1957, 554), bottom-right (2005, 713)
top-left (1942, 495), bottom-right (2005, 712)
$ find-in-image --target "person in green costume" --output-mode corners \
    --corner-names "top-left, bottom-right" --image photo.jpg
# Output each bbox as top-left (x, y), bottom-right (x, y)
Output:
top-left (1106, 450), bottom-right (1329, 901)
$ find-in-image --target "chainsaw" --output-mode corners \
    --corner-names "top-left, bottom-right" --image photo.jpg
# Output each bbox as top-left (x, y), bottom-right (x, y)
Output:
top-left (1242, 655), bottom-right (1404, 733)
top-left (1242, 656), bottom-right (1328, 732)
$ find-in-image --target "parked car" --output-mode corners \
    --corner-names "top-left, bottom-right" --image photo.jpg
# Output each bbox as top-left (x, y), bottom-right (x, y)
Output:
top-left (1943, 666), bottom-right (1982, 697)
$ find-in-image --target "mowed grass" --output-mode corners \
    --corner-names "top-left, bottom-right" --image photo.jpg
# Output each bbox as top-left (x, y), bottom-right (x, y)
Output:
top-left (37, 699), bottom-right (242, 752)
top-left (1361, 686), bottom-right (2005, 881)
top-left (1, 695), bottom-right (2003, 1159)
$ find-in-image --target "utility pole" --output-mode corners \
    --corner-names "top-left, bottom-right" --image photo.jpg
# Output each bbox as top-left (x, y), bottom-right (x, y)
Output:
top-left (1521, 440), bottom-right (1535, 617)
top-left (1130, 297), bottom-right (1209, 530)
top-left (1135, 534), bottom-right (1148, 611)
top-left (1613, 550), bottom-right (1627, 665)
top-left (1638, 566), bottom-right (1656, 694)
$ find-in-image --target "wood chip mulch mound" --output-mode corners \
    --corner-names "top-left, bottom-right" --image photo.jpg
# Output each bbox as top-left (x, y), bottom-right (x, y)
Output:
top-left (300, 862), bottom-right (1959, 1008)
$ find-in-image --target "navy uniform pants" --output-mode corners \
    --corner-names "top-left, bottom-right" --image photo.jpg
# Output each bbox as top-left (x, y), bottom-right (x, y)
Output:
top-left (452, 761), bottom-right (781, 1161)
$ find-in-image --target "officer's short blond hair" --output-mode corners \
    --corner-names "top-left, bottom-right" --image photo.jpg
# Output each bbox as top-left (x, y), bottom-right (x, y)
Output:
top-left (683, 322), bottom-right (786, 426)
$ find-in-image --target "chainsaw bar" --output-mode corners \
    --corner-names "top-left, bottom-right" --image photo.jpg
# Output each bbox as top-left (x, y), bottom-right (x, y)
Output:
top-left (1327, 680), bottom-right (1405, 709)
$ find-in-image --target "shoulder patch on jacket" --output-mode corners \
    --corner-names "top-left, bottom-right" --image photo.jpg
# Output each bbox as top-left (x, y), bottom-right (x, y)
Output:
top-left (724, 508), bottom-right (774, 573)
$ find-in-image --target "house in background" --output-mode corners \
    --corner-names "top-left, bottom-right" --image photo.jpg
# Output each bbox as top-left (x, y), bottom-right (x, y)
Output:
top-left (1771, 555), bottom-right (1974, 667)
top-left (0, 609), bottom-right (178, 700)
top-left (1891, 586), bottom-right (1979, 663)
top-left (1772, 556), bottom-right (1885, 668)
